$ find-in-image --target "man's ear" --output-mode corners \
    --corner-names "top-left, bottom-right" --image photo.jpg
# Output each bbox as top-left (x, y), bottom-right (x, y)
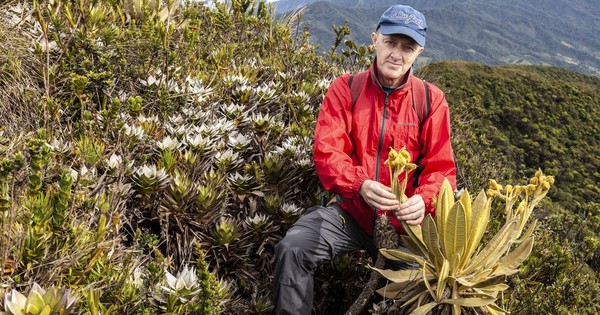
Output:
top-left (417, 46), bottom-right (425, 56)
top-left (371, 32), bottom-right (378, 45)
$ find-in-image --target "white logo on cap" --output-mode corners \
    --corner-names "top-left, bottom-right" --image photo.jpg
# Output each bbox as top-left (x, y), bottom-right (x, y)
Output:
top-left (392, 11), bottom-right (424, 29)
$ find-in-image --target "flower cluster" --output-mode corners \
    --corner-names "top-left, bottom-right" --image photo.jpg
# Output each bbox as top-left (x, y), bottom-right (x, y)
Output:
top-left (384, 147), bottom-right (417, 203)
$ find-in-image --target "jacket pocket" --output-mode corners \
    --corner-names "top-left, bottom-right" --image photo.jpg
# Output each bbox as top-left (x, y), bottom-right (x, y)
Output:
top-left (394, 123), bottom-right (421, 151)
top-left (391, 124), bottom-right (410, 149)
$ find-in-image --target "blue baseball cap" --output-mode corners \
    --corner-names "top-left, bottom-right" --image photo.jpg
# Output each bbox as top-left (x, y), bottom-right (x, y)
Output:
top-left (377, 5), bottom-right (427, 47)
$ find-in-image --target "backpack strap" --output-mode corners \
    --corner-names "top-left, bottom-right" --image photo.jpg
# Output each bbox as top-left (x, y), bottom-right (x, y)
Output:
top-left (410, 76), bottom-right (431, 188)
top-left (411, 76), bottom-right (431, 130)
top-left (348, 71), bottom-right (369, 112)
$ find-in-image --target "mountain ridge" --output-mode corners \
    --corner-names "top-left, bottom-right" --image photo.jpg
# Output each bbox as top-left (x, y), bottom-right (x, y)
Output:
top-left (274, 0), bottom-right (600, 76)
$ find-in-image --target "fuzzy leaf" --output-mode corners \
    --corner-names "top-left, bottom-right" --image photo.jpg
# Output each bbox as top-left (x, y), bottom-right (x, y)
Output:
top-left (514, 219), bottom-right (537, 244)
top-left (375, 280), bottom-right (418, 299)
top-left (460, 188), bottom-right (472, 239)
top-left (412, 302), bottom-right (438, 315)
top-left (437, 258), bottom-right (450, 301)
top-left (493, 236), bottom-right (534, 276)
top-left (421, 263), bottom-right (436, 303)
top-left (39, 305), bottom-right (53, 315)
top-left (379, 248), bottom-right (424, 265)
top-left (400, 290), bottom-right (431, 310)
top-left (27, 290), bottom-right (46, 313)
top-left (401, 221), bottom-right (427, 256)
top-left (450, 252), bottom-right (461, 279)
top-left (25, 303), bottom-right (41, 314)
top-left (400, 234), bottom-right (427, 258)
top-left (443, 201), bottom-right (466, 267)
top-left (455, 274), bottom-right (503, 289)
top-left (422, 215), bottom-right (445, 268)
top-left (464, 220), bottom-right (518, 274)
top-left (5, 300), bottom-right (24, 315)
top-left (470, 268), bottom-right (495, 285)
top-left (454, 276), bottom-right (477, 288)
top-left (486, 302), bottom-right (508, 315)
top-left (371, 267), bottom-right (421, 283)
top-left (460, 189), bottom-right (490, 270)
top-left (479, 283), bottom-right (509, 292)
top-left (435, 179), bottom-right (454, 239)
top-left (459, 290), bottom-right (497, 299)
top-left (9, 288), bottom-right (27, 305)
top-left (441, 296), bottom-right (496, 307)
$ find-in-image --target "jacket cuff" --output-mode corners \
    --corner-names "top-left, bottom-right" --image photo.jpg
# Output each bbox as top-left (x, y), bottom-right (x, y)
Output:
top-left (413, 187), bottom-right (435, 214)
top-left (351, 171), bottom-right (369, 199)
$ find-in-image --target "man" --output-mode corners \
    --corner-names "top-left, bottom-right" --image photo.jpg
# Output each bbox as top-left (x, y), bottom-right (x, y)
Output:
top-left (273, 5), bottom-right (456, 314)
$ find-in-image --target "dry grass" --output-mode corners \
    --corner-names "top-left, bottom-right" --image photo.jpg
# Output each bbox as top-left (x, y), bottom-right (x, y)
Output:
top-left (0, 3), bottom-right (44, 135)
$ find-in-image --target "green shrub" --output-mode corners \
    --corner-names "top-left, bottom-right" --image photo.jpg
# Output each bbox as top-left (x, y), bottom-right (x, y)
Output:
top-left (0, 0), bottom-right (597, 314)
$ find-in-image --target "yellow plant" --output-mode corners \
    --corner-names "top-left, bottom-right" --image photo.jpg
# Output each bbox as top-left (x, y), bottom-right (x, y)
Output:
top-left (375, 148), bottom-right (554, 314)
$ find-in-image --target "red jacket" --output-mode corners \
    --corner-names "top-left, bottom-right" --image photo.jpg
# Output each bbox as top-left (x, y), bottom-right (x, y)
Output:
top-left (313, 65), bottom-right (456, 236)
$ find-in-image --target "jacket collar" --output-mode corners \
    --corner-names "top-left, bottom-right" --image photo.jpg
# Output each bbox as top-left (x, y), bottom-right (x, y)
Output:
top-left (371, 58), bottom-right (413, 92)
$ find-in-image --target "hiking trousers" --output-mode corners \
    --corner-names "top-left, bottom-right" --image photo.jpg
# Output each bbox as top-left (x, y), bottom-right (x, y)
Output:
top-left (272, 204), bottom-right (378, 315)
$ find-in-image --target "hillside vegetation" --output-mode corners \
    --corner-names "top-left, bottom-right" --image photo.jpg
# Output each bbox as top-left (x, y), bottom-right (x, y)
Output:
top-left (420, 61), bottom-right (600, 313)
top-left (0, 0), bottom-right (598, 314)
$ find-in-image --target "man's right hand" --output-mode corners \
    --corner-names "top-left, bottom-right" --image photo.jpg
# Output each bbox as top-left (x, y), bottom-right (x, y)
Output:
top-left (359, 180), bottom-right (400, 211)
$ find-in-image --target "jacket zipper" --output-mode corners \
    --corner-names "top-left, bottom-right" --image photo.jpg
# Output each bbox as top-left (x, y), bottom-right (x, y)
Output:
top-left (373, 92), bottom-right (390, 221)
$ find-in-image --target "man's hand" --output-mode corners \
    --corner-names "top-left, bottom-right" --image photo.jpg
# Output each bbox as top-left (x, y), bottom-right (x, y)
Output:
top-left (359, 180), bottom-right (426, 225)
top-left (359, 180), bottom-right (399, 211)
top-left (395, 194), bottom-right (425, 225)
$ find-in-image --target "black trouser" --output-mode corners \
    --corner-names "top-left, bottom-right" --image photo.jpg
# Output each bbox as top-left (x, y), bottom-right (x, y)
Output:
top-left (272, 204), bottom-right (378, 315)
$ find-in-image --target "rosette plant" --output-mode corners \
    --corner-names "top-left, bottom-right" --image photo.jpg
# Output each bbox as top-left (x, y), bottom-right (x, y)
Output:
top-left (0, 283), bottom-right (77, 315)
top-left (374, 148), bottom-right (554, 314)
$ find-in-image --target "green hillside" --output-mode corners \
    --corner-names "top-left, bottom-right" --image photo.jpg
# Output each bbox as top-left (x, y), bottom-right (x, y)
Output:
top-left (0, 0), bottom-right (597, 314)
top-left (423, 61), bottom-right (600, 207)
top-left (421, 62), bottom-right (600, 313)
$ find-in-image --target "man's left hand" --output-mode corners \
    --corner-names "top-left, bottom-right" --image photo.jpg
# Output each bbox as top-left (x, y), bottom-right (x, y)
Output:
top-left (395, 194), bottom-right (425, 225)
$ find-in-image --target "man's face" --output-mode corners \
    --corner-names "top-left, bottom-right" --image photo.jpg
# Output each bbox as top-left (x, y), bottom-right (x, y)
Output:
top-left (371, 32), bottom-right (424, 87)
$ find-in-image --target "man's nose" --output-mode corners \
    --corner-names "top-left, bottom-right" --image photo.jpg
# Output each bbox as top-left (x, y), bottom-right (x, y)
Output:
top-left (390, 48), bottom-right (402, 60)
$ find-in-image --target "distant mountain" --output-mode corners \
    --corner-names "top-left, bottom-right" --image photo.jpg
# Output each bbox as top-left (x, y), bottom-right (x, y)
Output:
top-left (272, 0), bottom-right (600, 76)
top-left (271, 0), bottom-right (440, 13)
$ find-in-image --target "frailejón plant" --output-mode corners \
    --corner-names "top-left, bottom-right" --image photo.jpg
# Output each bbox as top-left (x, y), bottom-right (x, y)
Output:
top-left (0, 282), bottom-right (77, 315)
top-left (374, 148), bottom-right (554, 314)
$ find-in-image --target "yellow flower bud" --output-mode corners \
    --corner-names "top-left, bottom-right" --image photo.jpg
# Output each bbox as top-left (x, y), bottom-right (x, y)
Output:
top-left (388, 148), bottom-right (398, 159)
top-left (542, 182), bottom-right (551, 190)
top-left (396, 155), bottom-right (407, 167)
top-left (529, 177), bottom-right (539, 185)
top-left (400, 149), bottom-right (411, 161)
top-left (405, 163), bottom-right (417, 172)
top-left (489, 179), bottom-right (502, 191)
top-left (513, 185), bottom-right (525, 195)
